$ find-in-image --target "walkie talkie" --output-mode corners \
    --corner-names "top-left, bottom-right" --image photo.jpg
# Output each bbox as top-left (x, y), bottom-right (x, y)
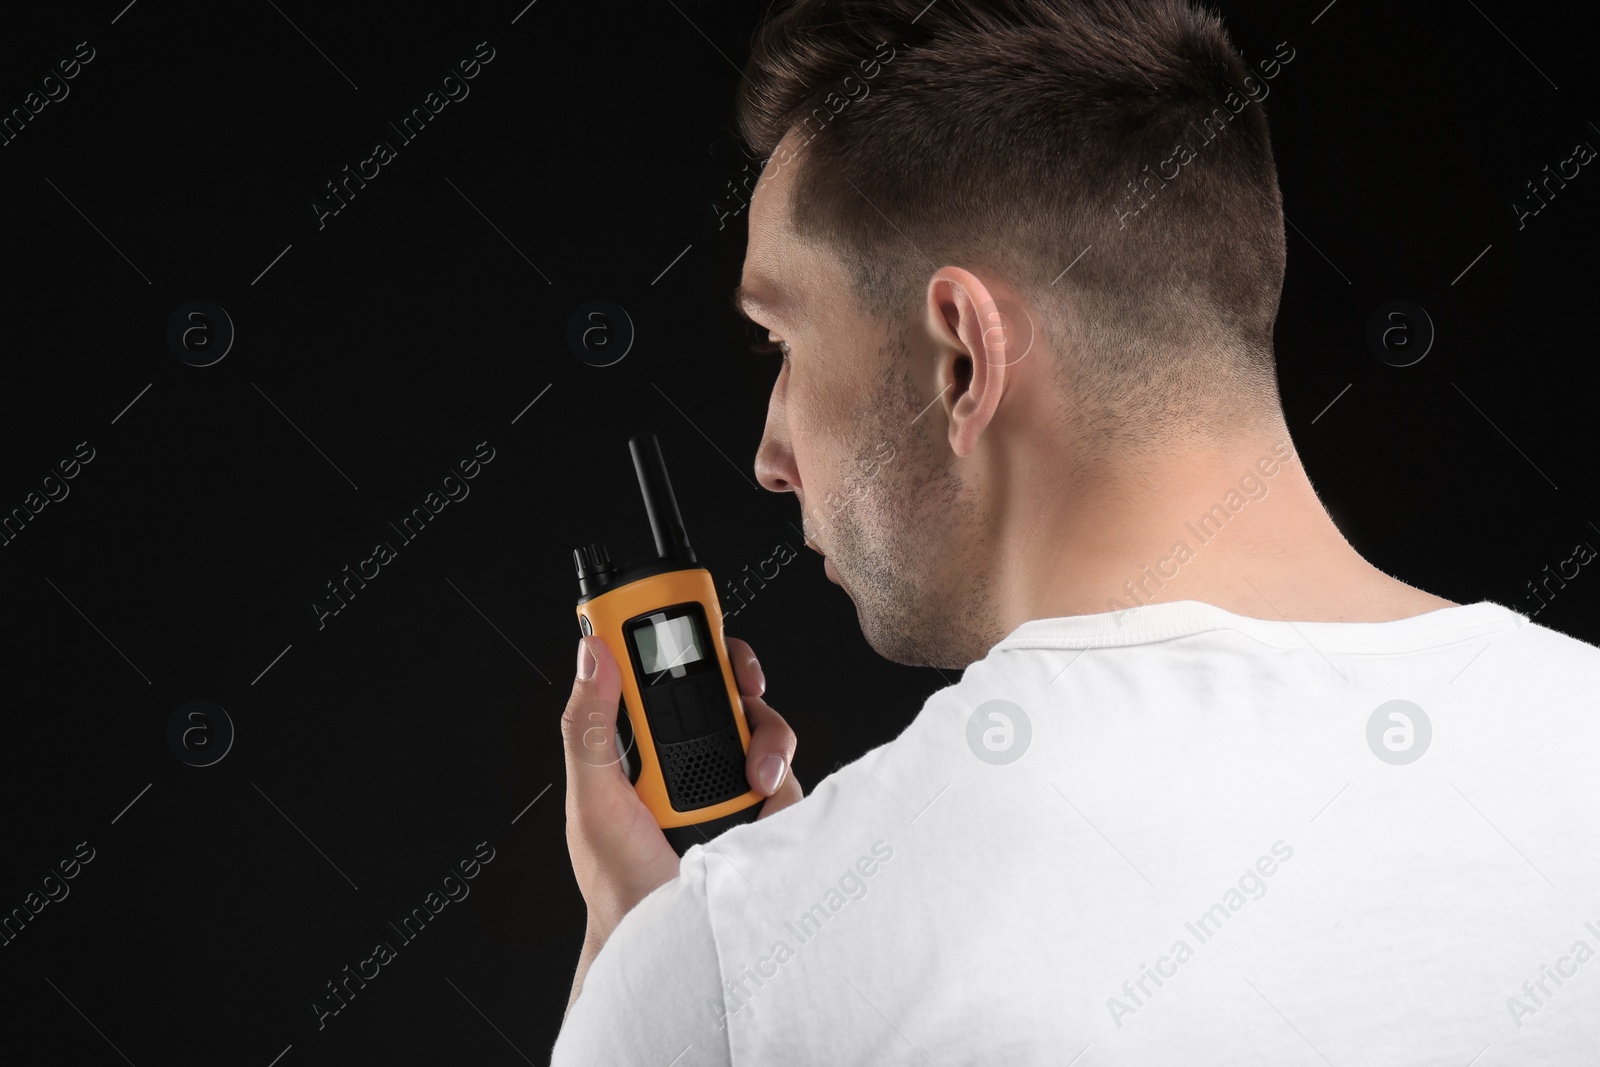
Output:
top-left (573, 432), bottom-right (764, 855)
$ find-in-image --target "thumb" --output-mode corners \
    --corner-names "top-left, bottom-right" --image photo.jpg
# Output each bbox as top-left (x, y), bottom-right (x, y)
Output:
top-left (562, 636), bottom-right (631, 785)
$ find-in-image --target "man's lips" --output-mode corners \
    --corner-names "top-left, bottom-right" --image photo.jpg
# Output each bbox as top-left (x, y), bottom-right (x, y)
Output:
top-left (799, 517), bottom-right (833, 579)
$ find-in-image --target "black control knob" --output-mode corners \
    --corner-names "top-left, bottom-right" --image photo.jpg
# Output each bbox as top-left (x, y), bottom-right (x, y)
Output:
top-left (574, 541), bottom-right (617, 598)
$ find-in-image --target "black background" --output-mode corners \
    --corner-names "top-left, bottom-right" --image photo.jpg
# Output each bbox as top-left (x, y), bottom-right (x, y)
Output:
top-left (1, 0), bottom-right (1596, 1063)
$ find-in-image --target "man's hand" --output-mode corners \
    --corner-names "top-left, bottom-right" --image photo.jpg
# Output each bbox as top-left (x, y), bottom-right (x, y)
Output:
top-left (561, 633), bottom-right (803, 947)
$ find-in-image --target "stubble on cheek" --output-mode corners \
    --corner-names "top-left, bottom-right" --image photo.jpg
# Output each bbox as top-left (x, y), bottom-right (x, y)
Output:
top-left (827, 324), bottom-right (1005, 665)
top-left (833, 366), bottom-right (933, 574)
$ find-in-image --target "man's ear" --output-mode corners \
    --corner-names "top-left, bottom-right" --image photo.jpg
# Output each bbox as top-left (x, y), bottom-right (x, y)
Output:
top-left (926, 266), bottom-right (1014, 458)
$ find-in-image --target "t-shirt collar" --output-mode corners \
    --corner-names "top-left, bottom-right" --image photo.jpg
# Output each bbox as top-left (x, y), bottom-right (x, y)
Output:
top-left (990, 598), bottom-right (1528, 654)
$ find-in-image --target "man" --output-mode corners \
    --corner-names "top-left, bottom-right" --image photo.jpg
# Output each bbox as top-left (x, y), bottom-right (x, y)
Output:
top-left (552, 0), bottom-right (1600, 1062)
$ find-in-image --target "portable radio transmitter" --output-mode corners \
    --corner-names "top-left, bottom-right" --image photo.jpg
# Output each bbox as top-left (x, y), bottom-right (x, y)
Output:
top-left (572, 432), bottom-right (765, 855)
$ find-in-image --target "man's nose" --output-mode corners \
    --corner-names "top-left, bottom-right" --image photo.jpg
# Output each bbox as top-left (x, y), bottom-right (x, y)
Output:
top-left (754, 430), bottom-right (798, 494)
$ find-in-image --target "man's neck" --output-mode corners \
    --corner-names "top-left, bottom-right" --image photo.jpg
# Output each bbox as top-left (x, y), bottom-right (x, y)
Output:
top-left (1010, 433), bottom-right (1455, 629)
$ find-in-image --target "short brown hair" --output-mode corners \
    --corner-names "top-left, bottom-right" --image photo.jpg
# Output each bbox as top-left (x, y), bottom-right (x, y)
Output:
top-left (736, 0), bottom-right (1289, 439)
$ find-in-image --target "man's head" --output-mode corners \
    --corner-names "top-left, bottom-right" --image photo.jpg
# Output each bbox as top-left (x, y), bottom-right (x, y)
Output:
top-left (735, 0), bottom-right (1293, 668)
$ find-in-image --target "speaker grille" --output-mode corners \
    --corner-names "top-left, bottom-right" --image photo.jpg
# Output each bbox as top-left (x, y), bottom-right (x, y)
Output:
top-left (659, 724), bottom-right (748, 811)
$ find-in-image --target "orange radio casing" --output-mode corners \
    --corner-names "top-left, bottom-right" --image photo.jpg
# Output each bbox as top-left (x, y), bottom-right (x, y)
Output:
top-left (572, 433), bottom-right (763, 854)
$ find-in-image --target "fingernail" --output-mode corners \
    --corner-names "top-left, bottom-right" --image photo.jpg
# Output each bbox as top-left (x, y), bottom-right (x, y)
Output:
top-left (576, 638), bottom-right (596, 680)
top-left (751, 656), bottom-right (766, 697)
top-left (758, 753), bottom-right (786, 795)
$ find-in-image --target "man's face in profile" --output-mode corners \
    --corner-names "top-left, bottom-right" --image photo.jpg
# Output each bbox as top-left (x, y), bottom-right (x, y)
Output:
top-left (736, 132), bottom-right (998, 669)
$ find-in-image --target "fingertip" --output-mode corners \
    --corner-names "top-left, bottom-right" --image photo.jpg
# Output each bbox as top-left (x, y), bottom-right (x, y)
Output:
top-left (743, 649), bottom-right (766, 697)
top-left (725, 637), bottom-right (765, 697)
top-left (575, 636), bottom-right (617, 691)
top-left (757, 752), bottom-right (787, 796)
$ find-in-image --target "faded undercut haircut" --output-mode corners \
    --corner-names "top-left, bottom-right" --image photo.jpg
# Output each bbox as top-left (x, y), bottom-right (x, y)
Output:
top-left (735, 0), bottom-right (1290, 442)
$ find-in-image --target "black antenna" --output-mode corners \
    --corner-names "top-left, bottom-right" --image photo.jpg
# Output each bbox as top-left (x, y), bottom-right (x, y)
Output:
top-left (629, 432), bottom-right (696, 565)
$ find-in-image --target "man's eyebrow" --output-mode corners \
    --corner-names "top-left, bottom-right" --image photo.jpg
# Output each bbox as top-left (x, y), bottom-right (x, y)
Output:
top-left (731, 283), bottom-right (784, 322)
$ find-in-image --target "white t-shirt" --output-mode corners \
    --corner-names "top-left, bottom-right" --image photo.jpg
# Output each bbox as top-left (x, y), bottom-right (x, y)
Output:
top-left (550, 599), bottom-right (1600, 1066)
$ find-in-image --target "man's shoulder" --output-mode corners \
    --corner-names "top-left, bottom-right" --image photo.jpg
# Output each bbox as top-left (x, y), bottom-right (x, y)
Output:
top-left (1518, 613), bottom-right (1600, 658)
top-left (681, 679), bottom-right (973, 878)
top-left (687, 730), bottom-right (911, 864)
top-left (685, 648), bottom-right (1070, 872)
top-left (1474, 610), bottom-right (1600, 686)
